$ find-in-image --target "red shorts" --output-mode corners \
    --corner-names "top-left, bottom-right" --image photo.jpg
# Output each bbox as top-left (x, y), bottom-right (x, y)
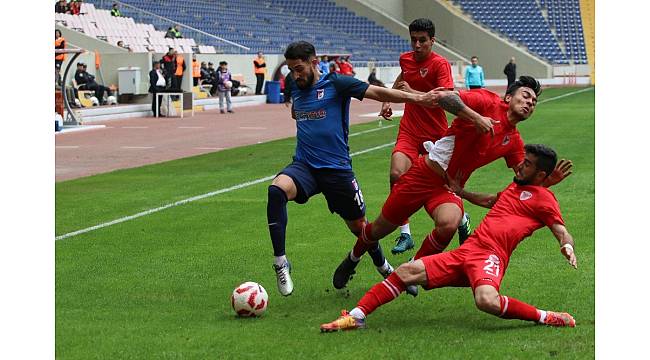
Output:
top-left (420, 243), bottom-right (509, 292)
top-left (392, 129), bottom-right (428, 162)
top-left (381, 156), bottom-right (463, 225)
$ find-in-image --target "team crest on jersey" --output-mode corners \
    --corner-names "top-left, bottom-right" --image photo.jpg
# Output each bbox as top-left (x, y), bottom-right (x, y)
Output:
top-left (419, 68), bottom-right (428, 78)
top-left (520, 191), bottom-right (533, 201)
top-left (317, 89), bottom-right (325, 100)
top-left (502, 135), bottom-right (510, 145)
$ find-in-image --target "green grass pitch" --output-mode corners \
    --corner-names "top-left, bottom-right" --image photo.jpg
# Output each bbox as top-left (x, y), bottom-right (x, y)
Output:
top-left (56, 87), bottom-right (594, 359)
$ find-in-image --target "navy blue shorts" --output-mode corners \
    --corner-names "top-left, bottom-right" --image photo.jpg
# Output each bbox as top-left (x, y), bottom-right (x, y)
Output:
top-left (278, 159), bottom-right (366, 221)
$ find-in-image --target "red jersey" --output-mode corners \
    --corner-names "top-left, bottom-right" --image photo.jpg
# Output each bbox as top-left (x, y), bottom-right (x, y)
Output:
top-left (445, 89), bottom-right (525, 186)
top-left (399, 51), bottom-right (454, 142)
top-left (469, 182), bottom-right (565, 259)
top-left (339, 61), bottom-right (354, 75)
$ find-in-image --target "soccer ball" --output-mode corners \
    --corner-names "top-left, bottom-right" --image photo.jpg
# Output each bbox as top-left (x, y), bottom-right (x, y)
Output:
top-left (106, 95), bottom-right (117, 105)
top-left (231, 282), bottom-right (268, 317)
top-left (224, 80), bottom-right (233, 89)
top-left (90, 96), bottom-right (99, 106)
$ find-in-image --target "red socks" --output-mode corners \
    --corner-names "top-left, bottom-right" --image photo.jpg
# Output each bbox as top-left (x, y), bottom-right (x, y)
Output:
top-left (499, 295), bottom-right (541, 322)
top-left (414, 230), bottom-right (450, 260)
top-left (352, 222), bottom-right (374, 258)
top-left (356, 272), bottom-right (406, 316)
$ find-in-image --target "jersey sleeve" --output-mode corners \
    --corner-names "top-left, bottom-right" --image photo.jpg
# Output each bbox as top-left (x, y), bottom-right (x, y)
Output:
top-left (504, 134), bottom-right (525, 168)
top-left (329, 73), bottom-right (369, 100)
top-left (433, 58), bottom-right (454, 89)
top-left (459, 90), bottom-right (491, 115)
top-left (537, 193), bottom-right (565, 228)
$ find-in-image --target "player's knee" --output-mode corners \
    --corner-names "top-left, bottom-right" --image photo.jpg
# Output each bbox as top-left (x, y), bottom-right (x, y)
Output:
top-left (436, 216), bottom-right (462, 239)
top-left (389, 169), bottom-right (403, 186)
top-left (474, 291), bottom-right (500, 315)
top-left (394, 262), bottom-right (420, 285)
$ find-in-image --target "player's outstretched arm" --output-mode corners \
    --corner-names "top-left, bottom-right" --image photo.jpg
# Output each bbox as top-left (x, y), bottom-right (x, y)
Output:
top-left (364, 85), bottom-right (435, 107)
top-left (550, 223), bottom-right (578, 269)
top-left (379, 72), bottom-right (403, 120)
top-left (542, 159), bottom-right (574, 188)
top-left (447, 176), bottom-right (497, 209)
top-left (434, 90), bottom-right (498, 135)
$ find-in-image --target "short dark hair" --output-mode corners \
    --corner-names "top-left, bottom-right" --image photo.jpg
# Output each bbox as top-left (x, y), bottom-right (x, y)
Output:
top-left (524, 144), bottom-right (557, 177)
top-left (471, 56), bottom-right (478, 60)
top-left (219, 61), bottom-right (227, 65)
top-left (152, 60), bottom-right (160, 66)
top-left (284, 41), bottom-right (316, 62)
top-left (409, 18), bottom-right (435, 38)
top-left (506, 75), bottom-right (542, 96)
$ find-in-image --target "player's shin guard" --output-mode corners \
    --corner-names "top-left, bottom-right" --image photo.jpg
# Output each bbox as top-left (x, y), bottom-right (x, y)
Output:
top-left (356, 272), bottom-right (406, 316)
top-left (498, 295), bottom-right (541, 322)
top-left (352, 222), bottom-right (375, 258)
top-left (267, 185), bottom-right (288, 257)
top-left (414, 229), bottom-right (449, 260)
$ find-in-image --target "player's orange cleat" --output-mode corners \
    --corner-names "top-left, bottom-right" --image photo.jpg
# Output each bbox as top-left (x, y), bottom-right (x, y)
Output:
top-left (320, 310), bottom-right (366, 332)
top-left (543, 311), bottom-right (576, 327)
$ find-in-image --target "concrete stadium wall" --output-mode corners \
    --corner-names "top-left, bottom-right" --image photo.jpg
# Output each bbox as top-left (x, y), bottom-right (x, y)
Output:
top-left (402, 1), bottom-right (552, 79)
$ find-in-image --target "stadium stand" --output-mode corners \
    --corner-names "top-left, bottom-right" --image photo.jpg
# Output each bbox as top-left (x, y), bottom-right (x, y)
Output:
top-left (451, 0), bottom-right (588, 64)
top-left (79, 0), bottom-right (411, 61)
top-left (55, 2), bottom-right (218, 54)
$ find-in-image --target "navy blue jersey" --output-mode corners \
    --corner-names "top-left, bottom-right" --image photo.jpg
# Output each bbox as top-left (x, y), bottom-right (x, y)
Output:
top-left (288, 72), bottom-right (369, 170)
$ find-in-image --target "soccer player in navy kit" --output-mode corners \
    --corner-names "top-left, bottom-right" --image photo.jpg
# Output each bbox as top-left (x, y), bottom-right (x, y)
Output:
top-left (269, 41), bottom-right (438, 296)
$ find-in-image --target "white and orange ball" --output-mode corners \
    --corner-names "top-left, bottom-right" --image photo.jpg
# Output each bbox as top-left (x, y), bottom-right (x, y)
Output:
top-left (231, 282), bottom-right (268, 317)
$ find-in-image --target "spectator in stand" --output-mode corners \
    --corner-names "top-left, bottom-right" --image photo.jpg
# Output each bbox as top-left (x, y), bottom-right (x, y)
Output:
top-left (465, 56), bottom-right (485, 89)
top-left (254, 51), bottom-right (267, 95)
top-left (161, 48), bottom-right (176, 88)
top-left (192, 55), bottom-right (201, 86)
top-left (172, 51), bottom-right (186, 91)
top-left (367, 67), bottom-right (385, 87)
top-left (217, 61), bottom-right (234, 114)
top-left (165, 25), bottom-right (183, 39)
top-left (200, 61), bottom-right (210, 80)
top-left (319, 55), bottom-right (329, 75)
top-left (116, 40), bottom-right (132, 52)
top-left (55, 0), bottom-right (70, 14)
top-left (69, 0), bottom-right (82, 15)
top-left (55, 30), bottom-right (66, 86)
top-left (200, 61), bottom-right (217, 93)
top-left (149, 60), bottom-right (171, 116)
top-left (110, 3), bottom-right (122, 17)
top-left (504, 57), bottom-right (517, 89)
top-left (75, 62), bottom-right (113, 104)
top-left (206, 62), bottom-right (219, 96)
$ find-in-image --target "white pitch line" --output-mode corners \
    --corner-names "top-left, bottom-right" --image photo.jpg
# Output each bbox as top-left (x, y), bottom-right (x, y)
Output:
top-left (538, 87), bottom-right (593, 104)
top-left (55, 141), bottom-right (395, 241)
top-left (349, 125), bottom-right (395, 137)
top-left (121, 146), bottom-right (155, 149)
